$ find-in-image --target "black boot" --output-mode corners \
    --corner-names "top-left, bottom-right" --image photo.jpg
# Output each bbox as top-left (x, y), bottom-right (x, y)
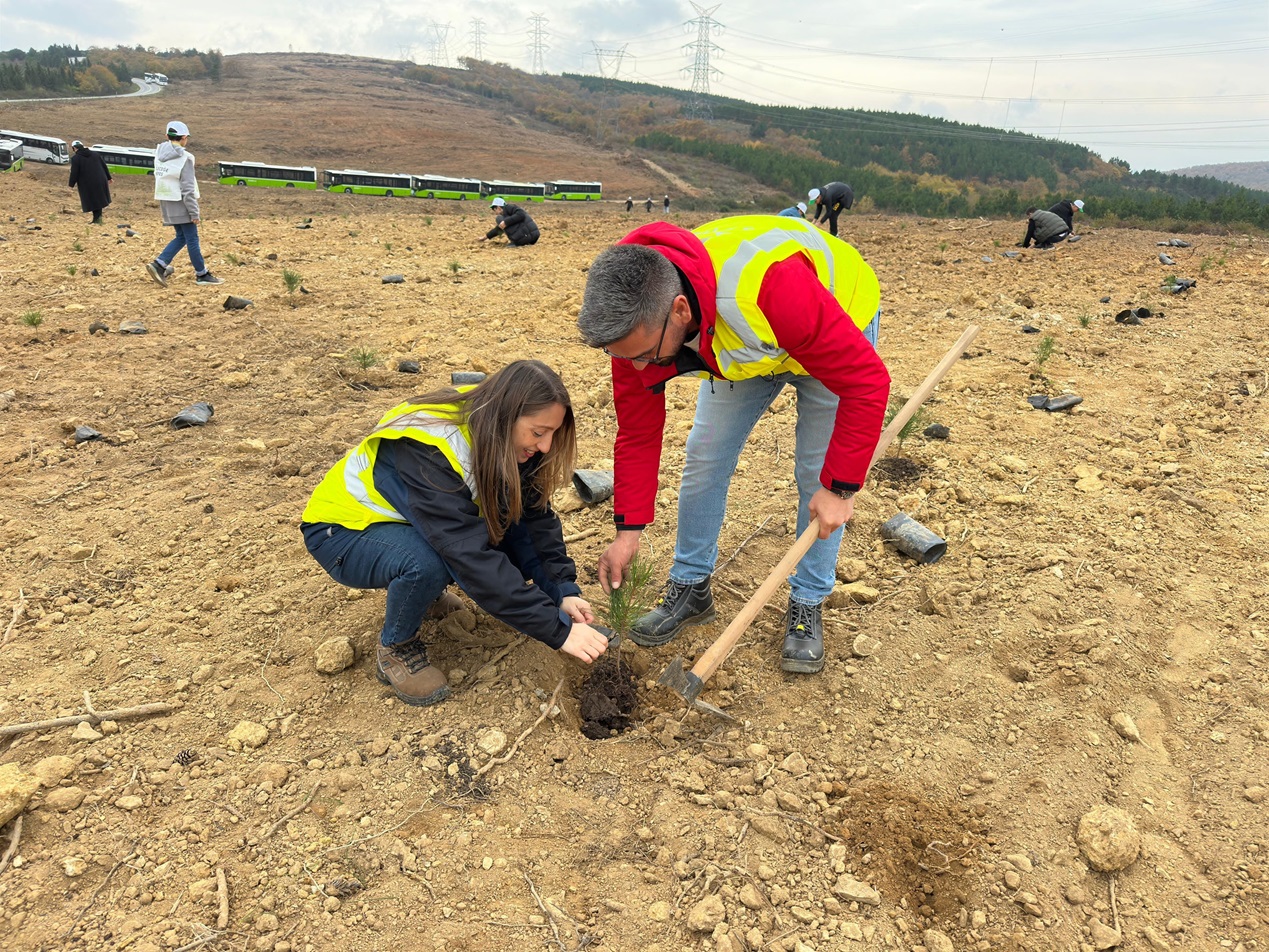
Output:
top-left (629, 577), bottom-right (715, 647)
top-left (780, 599), bottom-right (824, 673)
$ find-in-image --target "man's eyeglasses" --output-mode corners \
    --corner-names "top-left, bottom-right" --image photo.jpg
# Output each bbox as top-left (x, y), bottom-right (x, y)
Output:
top-left (603, 310), bottom-right (674, 366)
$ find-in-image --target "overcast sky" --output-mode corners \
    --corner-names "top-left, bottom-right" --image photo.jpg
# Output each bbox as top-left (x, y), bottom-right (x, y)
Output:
top-left (4, 0), bottom-right (1266, 172)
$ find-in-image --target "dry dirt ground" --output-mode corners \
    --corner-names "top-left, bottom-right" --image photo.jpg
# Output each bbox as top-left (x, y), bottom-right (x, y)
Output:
top-left (2, 59), bottom-right (1269, 952)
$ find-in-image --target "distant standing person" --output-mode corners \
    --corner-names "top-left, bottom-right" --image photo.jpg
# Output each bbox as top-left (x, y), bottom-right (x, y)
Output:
top-left (663, 195), bottom-right (671, 214)
top-left (625, 196), bottom-right (634, 212)
top-left (778, 201), bottom-right (808, 219)
top-left (645, 196), bottom-right (653, 213)
top-left (144, 120), bottom-right (223, 286)
top-left (67, 140), bottom-right (111, 225)
top-left (808, 181), bottom-right (854, 237)
top-left (480, 196), bottom-right (540, 246)
top-left (1017, 206), bottom-right (1069, 249)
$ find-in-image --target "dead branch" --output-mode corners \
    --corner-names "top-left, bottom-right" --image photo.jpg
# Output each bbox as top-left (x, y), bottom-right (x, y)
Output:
top-left (62, 842), bottom-right (139, 939)
top-left (714, 516), bottom-right (773, 575)
top-left (35, 482), bottom-right (89, 506)
top-left (562, 527), bottom-right (600, 544)
top-left (0, 699), bottom-right (176, 739)
top-left (265, 782), bottom-right (323, 838)
top-left (740, 808), bottom-right (843, 844)
top-left (0, 815), bottom-right (23, 874)
top-left (1109, 875), bottom-right (1121, 935)
top-left (215, 867), bottom-right (229, 929)
top-left (524, 872), bottom-right (564, 951)
top-left (473, 679), bottom-right (564, 780)
top-left (173, 931), bottom-right (224, 952)
top-left (2, 589), bottom-right (26, 647)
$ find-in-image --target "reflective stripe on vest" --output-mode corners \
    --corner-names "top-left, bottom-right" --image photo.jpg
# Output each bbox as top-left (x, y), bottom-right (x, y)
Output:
top-left (692, 215), bottom-right (880, 380)
top-left (301, 401), bottom-right (477, 530)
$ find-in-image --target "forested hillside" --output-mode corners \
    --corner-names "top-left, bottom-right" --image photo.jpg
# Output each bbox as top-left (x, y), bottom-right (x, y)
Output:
top-left (0, 44), bottom-right (221, 97)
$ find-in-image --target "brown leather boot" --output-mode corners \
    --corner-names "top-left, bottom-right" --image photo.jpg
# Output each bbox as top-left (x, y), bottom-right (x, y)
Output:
top-left (377, 636), bottom-right (450, 707)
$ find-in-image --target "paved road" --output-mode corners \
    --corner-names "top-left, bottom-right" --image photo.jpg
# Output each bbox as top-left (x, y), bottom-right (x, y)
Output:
top-left (0, 77), bottom-right (161, 105)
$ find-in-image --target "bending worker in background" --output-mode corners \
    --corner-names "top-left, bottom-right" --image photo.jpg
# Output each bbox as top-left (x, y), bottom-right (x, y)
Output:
top-left (808, 181), bottom-right (854, 236)
top-left (778, 201), bottom-right (808, 219)
top-left (576, 216), bottom-right (890, 674)
top-left (481, 196), bottom-right (541, 246)
top-left (300, 361), bottom-right (608, 707)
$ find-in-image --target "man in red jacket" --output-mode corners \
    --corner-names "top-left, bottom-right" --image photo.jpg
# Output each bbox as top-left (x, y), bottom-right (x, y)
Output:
top-left (577, 216), bottom-right (890, 673)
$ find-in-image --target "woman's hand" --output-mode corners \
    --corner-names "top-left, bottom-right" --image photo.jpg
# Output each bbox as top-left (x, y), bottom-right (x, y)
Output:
top-left (560, 595), bottom-right (595, 625)
top-left (561, 623), bottom-right (608, 664)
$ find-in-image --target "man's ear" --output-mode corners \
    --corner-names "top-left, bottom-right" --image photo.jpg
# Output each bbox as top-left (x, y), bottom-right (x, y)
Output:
top-left (670, 294), bottom-right (693, 326)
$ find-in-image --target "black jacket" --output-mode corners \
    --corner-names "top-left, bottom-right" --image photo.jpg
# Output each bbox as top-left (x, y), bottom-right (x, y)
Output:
top-left (486, 203), bottom-right (540, 245)
top-left (813, 181), bottom-right (854, 222)
top-left (1049, 200), bottom-right (1076, 231)
top-left (373, 439), bottom-right (579, 648)
top-left (68, 149), bottom-right (112, 213)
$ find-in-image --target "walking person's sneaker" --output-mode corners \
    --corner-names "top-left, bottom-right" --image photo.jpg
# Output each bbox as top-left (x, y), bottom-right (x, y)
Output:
top-left (195, 271), bottom-right (224, 285)
top-left (163, 264), bottom-right (175, 278)
top-left (629, 576), bottom-right (715, 647)
top-left (145, 260), bottom-right (168, 287)
top-left (377, 635), bottom-right (450, 707)
top-left (780, 599), bottom-right (825, 674)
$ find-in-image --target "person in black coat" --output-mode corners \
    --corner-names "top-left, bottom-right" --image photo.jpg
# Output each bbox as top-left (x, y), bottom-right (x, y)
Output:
top-left (1048, 199), bottom-right (1084, 233)
top-left (480, 197), bottom-right (540, 246)
top-left (808, 181), bottom-right (854, 237)
top-left (67, 141), bottom-right (112, 224)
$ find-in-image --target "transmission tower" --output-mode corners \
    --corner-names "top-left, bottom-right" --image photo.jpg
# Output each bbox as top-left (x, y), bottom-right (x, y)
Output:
top-left (470, 17), bottom-right (486, 61)
top-left (528, 13), bottom-right (549, 74)
top-left (592, 43), bottom-right (628, 79)
top-left (683, 2), bottom-right (723, 119)
top-left (398, 45), bottom-right (415, 64)
top-left (429, 23), bottom-right (452, 68)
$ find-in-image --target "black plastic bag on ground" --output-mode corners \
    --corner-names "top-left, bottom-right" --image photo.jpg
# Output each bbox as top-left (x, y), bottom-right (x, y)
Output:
top-left (172, 401), bottom-right (214, 428)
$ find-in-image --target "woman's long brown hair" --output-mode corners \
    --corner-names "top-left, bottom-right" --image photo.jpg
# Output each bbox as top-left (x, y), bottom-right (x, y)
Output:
top-left (408, 360), bottom-right (576, 544)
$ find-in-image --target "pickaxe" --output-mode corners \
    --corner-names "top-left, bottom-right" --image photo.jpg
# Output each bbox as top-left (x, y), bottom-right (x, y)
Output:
top-left (657, 325), bottom-right (981, 713)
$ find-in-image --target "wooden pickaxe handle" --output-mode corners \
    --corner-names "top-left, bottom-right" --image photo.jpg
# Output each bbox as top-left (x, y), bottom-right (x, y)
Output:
top-left (685, 324), bottom-right (981, 688)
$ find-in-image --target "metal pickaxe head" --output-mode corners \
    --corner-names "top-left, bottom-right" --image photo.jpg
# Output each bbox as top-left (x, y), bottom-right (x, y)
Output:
top-left (656, 656), bottom-right (734, 720)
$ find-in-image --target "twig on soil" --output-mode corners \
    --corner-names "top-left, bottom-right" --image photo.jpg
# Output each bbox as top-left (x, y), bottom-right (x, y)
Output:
top-left (173, 931), bottom-right (224, 952)
top-left (715, 580), bottom-right (784, 616)
top-left (562, 527), bottom-right (599, 544)
top-left (1109, 875), bottom-right (1121, 935)
top-left (714, 516), bottom-right (773, 575)
top-left (318, 797), bottom-right (438, 856)
top-left (260, 631), bottom-right (287, 708)
top-left (34, 481), bottom-right (89, 506)
top-left (740, 808), bottom-right (843, 843)
top-left (0, 815), bottom-right (23, 874)
top-left (62, 841), bottom-right (139, 939)
top-left (215, 867), bottom-right (229, 929)
top-left (2, 589), bottom-right (26, 647)
top-left (524, 872), bottom-right (565, 951)
top-left (403, 870), bottom-right (437, 901)
top-left (0, 698), bottom-right (176, 739)
top-left (265, 782), bottom-right (323, 838)
top-left (472, 679), bottom-right (564, 780)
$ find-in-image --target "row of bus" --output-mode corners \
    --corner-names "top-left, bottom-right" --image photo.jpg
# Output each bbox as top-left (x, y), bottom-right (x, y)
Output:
top-left (142, 72), bottom-right (169, 86)
top-left (0, 128), bottom-right (602, 201)
top-left (0, 138), bottom-right (25, 173)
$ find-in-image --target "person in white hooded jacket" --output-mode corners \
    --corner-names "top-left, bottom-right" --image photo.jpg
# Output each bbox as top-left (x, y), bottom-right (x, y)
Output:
top-left (145, 121), bottom-right (222, 286)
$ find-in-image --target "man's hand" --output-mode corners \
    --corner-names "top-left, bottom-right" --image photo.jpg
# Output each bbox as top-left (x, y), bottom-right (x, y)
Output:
top-left (560, 623), bottom-right (609, 663)
top-left (560, 595), bottom-right (595, 625)
top-left (598, 531), bottom-right (642, 594)
top-left (808, 488), bottom-right (857, 537)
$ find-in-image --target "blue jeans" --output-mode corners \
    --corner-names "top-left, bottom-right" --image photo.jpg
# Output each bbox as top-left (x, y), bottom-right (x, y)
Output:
top-left (158, 221), bottom-right (207, 275)
top-left (302, 521), bottom-right (453, 646)
top-left (670, 312), bottom-right (879, 605)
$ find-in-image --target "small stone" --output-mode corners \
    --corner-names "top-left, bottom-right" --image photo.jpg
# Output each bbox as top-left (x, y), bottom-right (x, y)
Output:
top-left (648, 900), bottom-right (671, 922)
top-left (63, 856), bottom-right (88, 877)
top-left (116, 795), bottom-right (145, 811)
top-left (1165, 918), bottom-right (1184, 933)
top-left (119, 319), bottom-right (147, 334)
top-left (1077, 805), bottom-right (1141, 872)
top-left (852, 634), bottom-right (881, 658)
top-left (841, 582), bottom-right (879, 604)
top-left (836, 558), bottom-right (867, 583)
top-left (1242, 785), bottom-right (1265, 804)
top-left (31, 755), bottom-right (76, 788)
top-left (1065, 884), bottom-right (1088, 904)
top-left (227, 721), bottom-right (270, 751)
top-left (924, 929), bottom-right (954, 952)
top-left (256, 912), bottom-right (280, 932)
top-left (477, 729), bottom-right (507, 756)
top-left (739, 883), bottom-right (765, 910)
top-left (43, 786), bottom-right (87, 812)
top-left (923, 423), bottom-right (950, 440)
top-left (1089, 917), bottom-right (1122, 950)
top-left (314, 637), bottom-right (356, 674)
top-left (71, 722), bottom-right (103, 743)
top-left (397, 359), bottom-right (421, 374)
top-left (686, 894), bottom-right (725, 932)
top-left (1111, 712), bottom-right (1142, 743)
top-left (1004, 853), bottom-right (1034, 872)
top-left (780, 751), bottom-right (808, 776)
top-left (832, 873), bottom-right (881, 906)
top-left (1141, 926), bottom-right (1171, 950)
top-left (0, 764), bottom-right (41, 825)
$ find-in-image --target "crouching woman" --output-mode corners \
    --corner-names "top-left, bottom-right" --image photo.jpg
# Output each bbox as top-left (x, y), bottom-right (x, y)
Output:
top-left (301, 360), bottom-right (609, 707)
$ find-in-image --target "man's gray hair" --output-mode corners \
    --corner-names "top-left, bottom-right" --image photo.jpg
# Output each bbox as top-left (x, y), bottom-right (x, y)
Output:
top-left (577, 244), bottom-right (680, 348)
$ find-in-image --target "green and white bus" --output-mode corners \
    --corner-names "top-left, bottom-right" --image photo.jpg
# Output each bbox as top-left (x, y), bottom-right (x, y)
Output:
top-left (323, 169), bottom-right (413, 197)
top-left (0, 129), bottom-right (68, 164)
top-left (90, 144), bottom-right (156, 176)
top-left (0, 139), bottom-right (24, 173)
top-left (481, 179), bottom-right (547, 203)
top-left (546, 180), bottom-right (602, 201)
top-left (219, 161), bottom-right (318, 189)
top-left (411, 174), bottom-right (482, 200)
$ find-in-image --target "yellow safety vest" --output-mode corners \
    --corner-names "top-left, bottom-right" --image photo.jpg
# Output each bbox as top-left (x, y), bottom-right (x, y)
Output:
top-left (692, 215), bottom-right (880, 380)
top-left (301, 399), bottom-right (477, 530)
